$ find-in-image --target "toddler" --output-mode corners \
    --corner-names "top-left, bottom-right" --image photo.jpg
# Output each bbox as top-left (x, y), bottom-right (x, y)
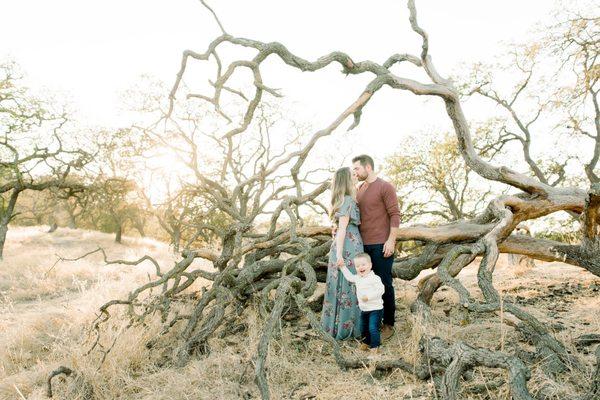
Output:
top-left (338, 252), bottom-right (385, 355)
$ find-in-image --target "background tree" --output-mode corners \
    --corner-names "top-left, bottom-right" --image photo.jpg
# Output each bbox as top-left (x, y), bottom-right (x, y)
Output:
top-left (550, 10), bottom-right (599, 184)
top-left (51, 175), bottom-right (90, 229)
top-left (10, 173), bottom-right (89, 230)
top-left (0, 61), bottom-right (90, 258)
top-left (385, 131), bottom-right (495, 223)
top-left (145, 183), bottom-right (229, 253)
top-left (10, 187), bottom-right (54, 226)
top-left (461, 11), bottom-right (598, 189)
top-left (462, 48), bottom-right (571, 186)
top-left (84, 177), bottom-right (143, 243)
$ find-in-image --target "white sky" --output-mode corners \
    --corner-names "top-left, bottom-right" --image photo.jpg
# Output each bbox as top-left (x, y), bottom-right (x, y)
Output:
top-left (0, 0), bottom-right (572, 168)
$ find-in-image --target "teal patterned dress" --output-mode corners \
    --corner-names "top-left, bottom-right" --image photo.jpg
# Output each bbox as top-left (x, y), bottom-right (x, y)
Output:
top-left (321, 195), bottom-right (363, 340)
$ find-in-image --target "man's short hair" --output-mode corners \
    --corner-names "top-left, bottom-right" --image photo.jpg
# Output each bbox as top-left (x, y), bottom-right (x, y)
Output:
top-left (352, 154), bottom-right (374, 170)
top-left (354, 252), bottom-right (371, 263)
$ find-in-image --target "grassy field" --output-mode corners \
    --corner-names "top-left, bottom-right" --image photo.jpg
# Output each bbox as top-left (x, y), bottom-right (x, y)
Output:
top-left (1, 226), bottom-right (599, 399)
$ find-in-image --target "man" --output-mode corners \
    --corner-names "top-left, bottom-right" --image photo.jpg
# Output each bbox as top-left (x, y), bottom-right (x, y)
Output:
top-left (352, 154), bottom-right (400, 341)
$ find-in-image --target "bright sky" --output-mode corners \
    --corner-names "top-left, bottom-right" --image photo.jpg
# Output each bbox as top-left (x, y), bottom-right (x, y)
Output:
top-left (0, 0), bottom-right (570, 168)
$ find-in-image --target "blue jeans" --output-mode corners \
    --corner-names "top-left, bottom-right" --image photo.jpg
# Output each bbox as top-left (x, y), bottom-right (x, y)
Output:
top-left (364, 243), bottom-right (395, 326)
top-left (361, 309), bottom-right (383, 348)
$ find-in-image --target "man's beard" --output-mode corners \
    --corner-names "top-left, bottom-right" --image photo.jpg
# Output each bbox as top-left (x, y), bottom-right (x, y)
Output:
top-left (357, 173), bottom-right (368, 181)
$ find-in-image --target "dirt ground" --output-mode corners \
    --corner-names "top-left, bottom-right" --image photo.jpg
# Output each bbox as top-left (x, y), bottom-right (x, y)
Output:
top-left (1, 226), bottom-right (599, 399)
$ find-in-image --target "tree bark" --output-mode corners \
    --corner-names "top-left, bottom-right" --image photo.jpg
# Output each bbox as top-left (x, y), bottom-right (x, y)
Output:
top-left (133, 219), bottom-right (145, 237)
top-left (0, 189), bottom-right (20, 260)
top-left (115, 224), bottom-right (122, 243)
top-left (173, 228), bottom-right (181, 253)
top-left (0, 223), bottom-right (8, 260)
top-left (553, 184), bottom-right (600, 276)
top-left (66, 202), bottom-right (77, 229)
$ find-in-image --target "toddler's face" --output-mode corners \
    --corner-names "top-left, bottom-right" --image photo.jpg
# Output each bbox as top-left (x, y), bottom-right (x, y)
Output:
top-left (354, 258), bottom-right (372, 277)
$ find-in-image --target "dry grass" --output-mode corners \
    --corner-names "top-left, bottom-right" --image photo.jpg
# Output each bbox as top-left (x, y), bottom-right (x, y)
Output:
top-left (1, 227), bottom-right (599, 399)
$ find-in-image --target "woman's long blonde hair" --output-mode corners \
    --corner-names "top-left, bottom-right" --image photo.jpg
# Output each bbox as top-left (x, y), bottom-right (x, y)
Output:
top-left (330, 167), bottom-right (356, 221)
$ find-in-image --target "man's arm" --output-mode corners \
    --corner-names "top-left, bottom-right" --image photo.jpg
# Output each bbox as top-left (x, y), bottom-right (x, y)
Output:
top-left (382, 182), bottom-right (400, 257)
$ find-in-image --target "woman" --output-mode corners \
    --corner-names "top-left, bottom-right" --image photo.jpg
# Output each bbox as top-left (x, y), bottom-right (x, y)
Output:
top-left (321, 167), bottom-right (363, 339)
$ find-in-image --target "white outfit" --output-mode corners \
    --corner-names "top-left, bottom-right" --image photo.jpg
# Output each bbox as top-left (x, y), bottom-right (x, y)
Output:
top-left (339, 266), bottom-right (385, 312)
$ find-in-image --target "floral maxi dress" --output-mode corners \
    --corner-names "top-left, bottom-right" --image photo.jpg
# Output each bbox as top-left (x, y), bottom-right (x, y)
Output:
top-left (321, 195), bottom-right (363, 339)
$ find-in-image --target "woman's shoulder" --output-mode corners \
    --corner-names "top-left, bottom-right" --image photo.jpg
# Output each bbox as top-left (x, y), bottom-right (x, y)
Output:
top-left (343, 195), bottom-right (358, 205)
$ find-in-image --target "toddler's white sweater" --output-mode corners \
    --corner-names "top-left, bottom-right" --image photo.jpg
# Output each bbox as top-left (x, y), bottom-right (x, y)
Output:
top-left (339, 266), bottom-right (384, 312)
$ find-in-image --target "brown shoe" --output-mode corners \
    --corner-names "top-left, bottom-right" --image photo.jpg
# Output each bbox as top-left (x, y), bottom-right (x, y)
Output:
top-left (381, 324), bottom-right (395, 341)
top-left (359, 343), bottom-right (370, 351)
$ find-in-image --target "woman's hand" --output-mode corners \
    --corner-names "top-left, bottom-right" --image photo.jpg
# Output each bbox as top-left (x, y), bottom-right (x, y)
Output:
top-left (336, 257), bottom-right (344, 268)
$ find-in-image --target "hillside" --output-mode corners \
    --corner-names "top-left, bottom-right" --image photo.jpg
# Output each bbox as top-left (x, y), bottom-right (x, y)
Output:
top-left (1, 226), bottom-right (599, 399)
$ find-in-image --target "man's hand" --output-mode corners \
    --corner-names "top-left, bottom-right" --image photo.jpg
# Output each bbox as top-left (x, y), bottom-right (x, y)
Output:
top-left (336, 257), bottom-right (344, 268)
top-left (361, 295), bottom-right (368, 302)
top-left (383, 238), bottom-right (395, 258)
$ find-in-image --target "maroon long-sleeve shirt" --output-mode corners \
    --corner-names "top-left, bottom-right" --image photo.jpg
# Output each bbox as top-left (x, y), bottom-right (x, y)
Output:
top-left (356, 178), bottom-right (400, 245)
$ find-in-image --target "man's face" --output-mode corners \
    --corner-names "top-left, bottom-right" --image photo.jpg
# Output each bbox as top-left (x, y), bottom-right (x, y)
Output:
top-left (352, 161), bottom-right (369, 181)
top-left (354, 257), bottom-right (372, 277)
